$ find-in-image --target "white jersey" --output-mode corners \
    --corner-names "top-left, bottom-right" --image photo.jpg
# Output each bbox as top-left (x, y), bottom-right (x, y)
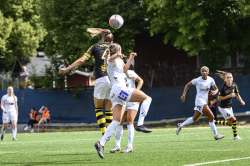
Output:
top-left (107, 57), bottom-right (126, 89)
top-left (191, 76), bottom-right (215, 105)
top-left (124, 70), bottom-right (138, 89)
top-left (1, 94), bottom-right (17, 112)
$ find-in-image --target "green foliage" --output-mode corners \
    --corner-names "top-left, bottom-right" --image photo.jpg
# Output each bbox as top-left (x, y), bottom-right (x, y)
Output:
top-left (145, 0), bottom-right (250, 71)
top-left (38, 0), bottom-right (149, 68)
top-left (0, 0), bottom-right (47, 71)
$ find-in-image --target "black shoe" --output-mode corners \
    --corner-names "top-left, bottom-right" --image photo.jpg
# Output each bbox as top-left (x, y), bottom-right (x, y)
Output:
top-left (135, 125), bottom-right (152, 133)
top-left (94, 141), bottom-right (104, 159)
top-left (1, 134), bottom-right (4, 141)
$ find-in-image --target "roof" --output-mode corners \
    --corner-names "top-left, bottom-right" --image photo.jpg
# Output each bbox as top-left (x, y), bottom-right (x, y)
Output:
top-left (11, 52), bottom-right (51, 77)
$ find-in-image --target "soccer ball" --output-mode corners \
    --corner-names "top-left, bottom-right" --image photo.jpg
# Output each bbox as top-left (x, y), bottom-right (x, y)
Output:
top-left (109, 15), bottom-right (124, 29)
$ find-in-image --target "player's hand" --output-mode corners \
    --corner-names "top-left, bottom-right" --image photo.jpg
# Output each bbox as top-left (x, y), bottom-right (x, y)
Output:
top-left (181, 95), bottom-right (185, 103)
top-left (230, 93), bottom-right (235, 97)
top-left (211, 90), bottom-right (217, 96)
top-left (129, 52), bottom-right (137, 59)
top-left (241, 100), bottom-right (245, 105)
top-left (59, 68), bottom-right (68, 73)
top-left (42, 106), bottom-right (44, 109)
top-left (3, 110), bottom-right (7, 114)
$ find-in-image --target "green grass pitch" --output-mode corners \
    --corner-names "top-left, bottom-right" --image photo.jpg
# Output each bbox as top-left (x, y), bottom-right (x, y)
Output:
top-left (0, 126), bottom-right (250, 166)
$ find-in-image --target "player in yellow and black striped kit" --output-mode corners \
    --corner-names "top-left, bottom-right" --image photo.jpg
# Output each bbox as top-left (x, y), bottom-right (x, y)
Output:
top-left (216, 71), bottom-right (245, 140)
top-left (59, 28), bottom-right (114, 135)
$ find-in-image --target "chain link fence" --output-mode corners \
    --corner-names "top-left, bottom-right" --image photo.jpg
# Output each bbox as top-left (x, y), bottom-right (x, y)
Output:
top-left (0, 72), bottom-right (26, 90)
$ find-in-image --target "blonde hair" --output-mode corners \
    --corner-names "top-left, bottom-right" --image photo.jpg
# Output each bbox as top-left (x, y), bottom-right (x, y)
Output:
top-left (200, 66), bottom-right (209, 72)
top-left (87, 28), bottom-right (114, 42)
top-left (7, 86), bottom-right (17, 104)
top-left (103, 43), bottom-right (121, 72)
top-left (216, 70), bottom-right (232, 80)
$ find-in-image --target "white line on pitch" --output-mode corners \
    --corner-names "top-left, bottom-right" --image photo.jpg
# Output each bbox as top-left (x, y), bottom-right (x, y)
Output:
top-left (0, 131), bottom-right (230, 145)
top-left (184, 157), bottom-right (250, 166)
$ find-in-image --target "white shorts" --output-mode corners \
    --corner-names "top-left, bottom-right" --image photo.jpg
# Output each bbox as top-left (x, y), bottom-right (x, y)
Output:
top-left (2, 111), bottom-right (17, 123)
top-left (194, 104), bottom-right (205, 114)
top-left (110, 87), bottom-right (134, 108)
top-left (94, 76), bottom-right (111, 100)
top-left (126, 102), bottom-right (140, 111)
top-left (218, 106), bottom-right (234, 120)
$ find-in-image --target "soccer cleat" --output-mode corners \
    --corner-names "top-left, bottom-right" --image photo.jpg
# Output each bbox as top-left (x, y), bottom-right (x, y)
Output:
top-left (1, 135), bottom-right (4, 141)
top-left (13, 137), bottom-right (18, 141)
top-left (42, 129), bottom-right (45, 132)
top-left (110, 146), bottom-right (121, 153)
top-left (176, 123), bottom-right (182, 135)
top-left (24, 126), bottom-right (28, 131)
top-left (234, 135), bottom-right (242, 140)
top-left (214, 135), bottom-right (225, 140)
top-left (135, 125), bottom-right (152, 133)
top-left (35, 125), bottom-right (38, 128)
top-left (121, 146), bottom-right (133, 153)
top-left (94, 141), bottom-right (104, 159)
top-left (30, 129), bottom-right (34, 133)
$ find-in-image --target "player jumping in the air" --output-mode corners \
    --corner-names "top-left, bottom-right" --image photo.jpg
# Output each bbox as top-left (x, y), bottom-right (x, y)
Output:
top-left (60, 28), bottom-right (113, 135)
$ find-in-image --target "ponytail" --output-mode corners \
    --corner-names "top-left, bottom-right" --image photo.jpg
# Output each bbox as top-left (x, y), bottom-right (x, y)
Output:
top-left (87, 28), bottom-right (114, 42)
top-left (103, 49), bottom-right (110, 72)
top-left (103, 43), bottom-right (121, 72)
top-left (216, 70), bottom-right (232, 80)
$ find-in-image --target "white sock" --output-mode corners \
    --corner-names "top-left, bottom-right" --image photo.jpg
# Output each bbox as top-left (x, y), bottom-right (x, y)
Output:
top-left (115, 125), bottom-right (123, 147)
top-left (1, 128), bottom-right (6, 135)
top-left (209, 122), bottom-right (218, 137)
top-left (127, 124), bottom-right (134, 148)
top-left (180, 117), bottom-right (194, 128)
top-left (12, 130), bottom-right (17, 138)
top-left (100, 120), bottom-right (120, 146)
top-left (137, 97), bottom-right (152, 126)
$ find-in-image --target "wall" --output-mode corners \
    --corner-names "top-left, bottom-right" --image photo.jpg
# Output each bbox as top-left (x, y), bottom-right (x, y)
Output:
top-left (0, 75), bottom-right (249, 123)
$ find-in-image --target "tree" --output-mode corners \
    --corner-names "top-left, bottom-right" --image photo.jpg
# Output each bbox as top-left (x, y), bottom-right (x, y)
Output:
top-left (38, 0), bottom-right (149, 88)
top-left (145, 0), bottom-right (250, 72)
top-left (0, 0), bottom-right (46, 71)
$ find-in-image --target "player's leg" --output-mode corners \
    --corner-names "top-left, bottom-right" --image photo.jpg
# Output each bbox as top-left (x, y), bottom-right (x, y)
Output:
top-left (1, 122), bottom-right (8, 141)
top-left (121, 109), bottom-right (137, 153)
top-left (105, 99), bottom-right (113, 128)
top-left (95, 104), bottom-right (125, 158)
top-left (11, 120), bottom-right (17, 140)
top-left (110, 111), bottom-right (126, 153)
top-left (216, 106), bottom-right (231, 126)
top-left (227, 115), bottom-right (241, 140)
top-left (94, 97), bottom-right (106, 135)
top-left (24, 120), bottom-right (32, 130)
top-left (129, 89), bottom-right (152, 133)
top-left (176, 110), bottom-right (201, 135)
top-left (203, 105), bottom-right (224, 140)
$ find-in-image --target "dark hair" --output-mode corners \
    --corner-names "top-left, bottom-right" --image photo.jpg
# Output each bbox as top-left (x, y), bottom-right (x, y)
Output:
top-left (31, 107), bottom-right (35, 111)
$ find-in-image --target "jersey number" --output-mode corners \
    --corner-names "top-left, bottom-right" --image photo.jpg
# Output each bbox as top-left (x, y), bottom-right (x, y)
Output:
top-left (101, 49), bottom-right (109, 71)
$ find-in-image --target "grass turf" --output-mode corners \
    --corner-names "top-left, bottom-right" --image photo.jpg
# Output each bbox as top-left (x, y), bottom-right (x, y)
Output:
top-left (0, 126), bottom-right (250, 166)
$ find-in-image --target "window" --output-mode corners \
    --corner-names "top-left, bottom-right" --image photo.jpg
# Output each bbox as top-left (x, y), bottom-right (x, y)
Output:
top-left (237, 52), bottom-right (245, 67)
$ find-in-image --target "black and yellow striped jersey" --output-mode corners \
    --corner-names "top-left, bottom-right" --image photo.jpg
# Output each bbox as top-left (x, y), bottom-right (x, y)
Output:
top-left (83, 42), bottom-right (110, 79)
top-left (218, 82), bottom-right (239, 108)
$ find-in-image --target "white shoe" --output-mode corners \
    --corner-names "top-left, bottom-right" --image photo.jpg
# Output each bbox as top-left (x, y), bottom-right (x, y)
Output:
top-left (121, 146), bottom-right (133, 153)
top-left (30, 129), bottom-right (34, 133)
top-left (110, 146), bottom-right (121, 153)
top-left (13, 137), bottom-right (18, 141)
top-left (24, 126), bottom-right (28, 131)
top-left (176, 123), bottom-right (182, 135)
top-left (214, 135), bottom-right (225, 140)
top-left (234, 135), bottom-right (242, 140)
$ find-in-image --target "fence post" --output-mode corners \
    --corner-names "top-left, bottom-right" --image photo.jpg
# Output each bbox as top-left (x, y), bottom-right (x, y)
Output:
top-left (2, 72), bottom-right (4, 90)
top-left (17, 76), bottom-right (19, 89)
top-left (150, 69), bottom-right (155, 88)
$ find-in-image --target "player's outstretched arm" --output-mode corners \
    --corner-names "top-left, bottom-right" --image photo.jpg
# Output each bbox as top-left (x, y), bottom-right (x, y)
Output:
top-left (181, 81), bottom-right (193, 103)
top-left (59, 56), bottom-right (87, 73)
top-left (236, 94), bottom-right (245, 105)
top-left (124, 52), bottom-right (136, 73)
